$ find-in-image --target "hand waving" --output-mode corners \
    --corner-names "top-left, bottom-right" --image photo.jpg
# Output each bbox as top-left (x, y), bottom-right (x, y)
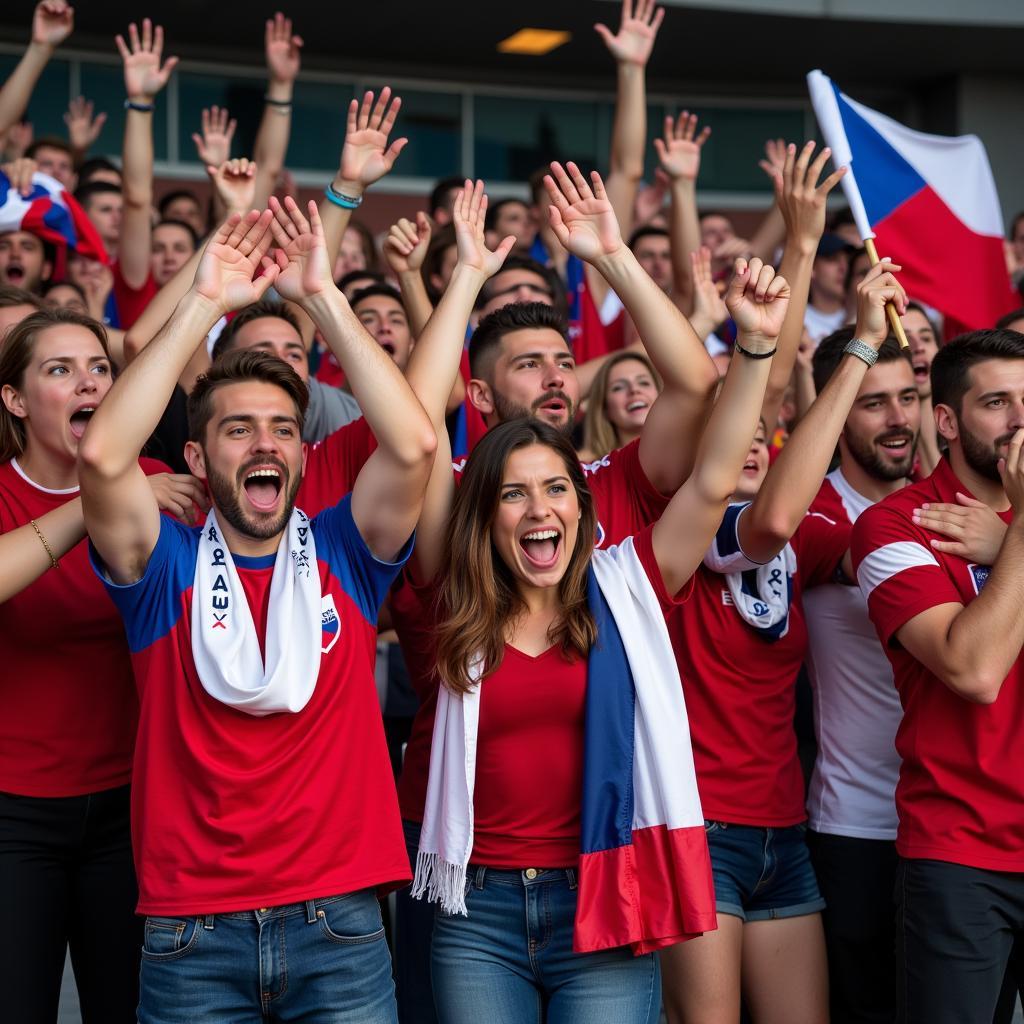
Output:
top-left (337, 88), bottom-right (407, 191)
top-left (63, 97), bottom-right (106, 151)
top-left (32, 1), bottom-right (73, 48)
top-left (192, 106), bottom-right (236, 167)
top-left (544, 162), bottom-right (624, 265)
top-left (725, 258), bottom-right (790, 348)
top-left (267, 196), bottom-right (334, 304)
top-left (265, 12), bottom-right (303, 84)
top-left (116, 20), bottom-right (179, 103)
top-left (595, 0), bottom-right (664, 66)
top-left (653, 111), bottom-right (711, 182)
top-left (384, 212), bottom-right (431, 276)
top-left (208, 158), bottom-right (257, 216)
top-left (690, 245), bottom-right (729, 332)
top-left (770, 141), bottom-right (847, 251)
top-left (452, 179), bottom-right (516, 279)
top-left (193, 210), bottom-right (279, 314)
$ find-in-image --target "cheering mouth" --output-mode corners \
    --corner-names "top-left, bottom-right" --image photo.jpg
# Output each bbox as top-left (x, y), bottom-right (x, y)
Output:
top-left (242, 466), bottom-right (284, 513)
top-left (519, 528), bottom-right (562, 569)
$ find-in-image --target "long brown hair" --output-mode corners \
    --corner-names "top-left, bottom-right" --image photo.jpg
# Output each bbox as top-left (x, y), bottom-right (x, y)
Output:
top-left (0, 307), bottom-right (109, 463)
top-left (582, 350), bottom-right (662, 461)
top-left (436, 419), bottom-right (598, 694)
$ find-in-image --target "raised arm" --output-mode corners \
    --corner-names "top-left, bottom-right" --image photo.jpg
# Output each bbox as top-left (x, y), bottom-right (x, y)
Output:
top-left (402, 181), bottom-right (515, 580)
top-left (653, 259), bottom-right (789, 594)
top-left (116, 19), bottom-right (178, 290)
top-left (761, 141), bottom-right (846, 431)
top-left (252, 12), bottom-right (301, 209)
top-left (892, 441), bottom-right (1024, 704)
top-left (268, 197), bottom-right (435, 560)
top-left (63, 96), bottom-right (107, 166)
top-left (80, 211), bottom-right (279, 584)
top-left (383, 212), bottom-right (434, 337)
top-left (595, 0), bottom-right (664, 239)
top-left (738, 261), bottom-right (907, 562)
top-left (0, 2), bottom-right (73, 136)
top-left (192, 106), bottom-right (236, 222)
top-left (654, 111), bottom-right (710, 311)
top-left (544, 161), bottom-right (719, 491)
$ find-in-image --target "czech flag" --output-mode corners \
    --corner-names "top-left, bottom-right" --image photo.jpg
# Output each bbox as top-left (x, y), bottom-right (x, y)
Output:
top-left (808, 71), bottom-right (1015, 331)
top-left (0, 170), bottom-right (108, 265)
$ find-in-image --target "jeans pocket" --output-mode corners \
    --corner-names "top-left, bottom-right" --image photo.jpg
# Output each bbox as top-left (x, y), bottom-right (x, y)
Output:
top-left (141, 916), bottom-right (202, 961)
top-left (704, 820), bottom-right (724, 835)
top-left (316, 893), bottom-right (387, 946)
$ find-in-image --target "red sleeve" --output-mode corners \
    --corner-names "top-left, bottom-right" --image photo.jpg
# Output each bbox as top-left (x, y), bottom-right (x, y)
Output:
top-left (585, 439), bottom-right (671, 540)
top-left (792, 510), bottom-right (852, 589)
top-left (111, 262), bottom-right (158, 330)
top-left (631, 523), bottom-right (695, 617)
top-left (298, 416), bottom-right (378, 517)
top-left (851, 501), bottom-right (963, 647)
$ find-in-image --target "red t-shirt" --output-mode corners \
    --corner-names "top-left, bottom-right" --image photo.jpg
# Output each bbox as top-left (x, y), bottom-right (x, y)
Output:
top-left (851, 457), bottom-right (1024, 871)
top-left (666, 507), bottom-right (850, 826)
top-left (94, 495), bottom-right (413, 914)
top-left (0, 456), bottom-right (168, 797)
top-left (394, 524), bottom-right (683, 866)
top-left (394, 446), bottom-right (671, 824)
top-left (296, 415), bottom-right (377, 515)
top-left (112, 261), bottom-right (158, 330)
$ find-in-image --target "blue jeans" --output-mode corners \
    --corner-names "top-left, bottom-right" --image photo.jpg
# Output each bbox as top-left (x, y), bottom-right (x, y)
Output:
top-left (137, 890), bottom-right (398, 1023)
top-left (431, 866), bottom-right (661, 1024)
top-left (705, 820), bottom-right (825, 922)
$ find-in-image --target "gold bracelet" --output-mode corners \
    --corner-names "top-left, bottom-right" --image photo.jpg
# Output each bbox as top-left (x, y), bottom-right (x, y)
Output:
top-left (30, 518), bottom-right (60, 569)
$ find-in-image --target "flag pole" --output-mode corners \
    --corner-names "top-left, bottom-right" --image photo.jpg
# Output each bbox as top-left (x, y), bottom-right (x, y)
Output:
top-left (862, 238), bottom-right (909, 349)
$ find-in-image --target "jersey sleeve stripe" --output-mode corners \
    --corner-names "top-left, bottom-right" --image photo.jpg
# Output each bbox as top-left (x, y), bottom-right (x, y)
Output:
top-left (857, 541), bottom-right (939, 599)
top-left (703, 503), bottom-right (766, 574)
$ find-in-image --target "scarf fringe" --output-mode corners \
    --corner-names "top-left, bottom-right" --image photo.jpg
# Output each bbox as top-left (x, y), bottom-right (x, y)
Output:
top-left (411, 850), bottom-right (468, 916)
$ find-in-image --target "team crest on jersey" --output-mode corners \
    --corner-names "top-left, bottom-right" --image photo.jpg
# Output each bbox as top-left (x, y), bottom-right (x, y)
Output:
top-left (321, 594), bottom-right (340, 654)
top-left (967, 563), bottom-right (991, 595)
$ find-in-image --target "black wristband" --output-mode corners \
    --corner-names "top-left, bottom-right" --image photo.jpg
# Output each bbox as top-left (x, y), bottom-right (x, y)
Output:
top-left (124, 99), bottom-right (155, 112)
top-left (734, 340), bottom-right (777, 360)
top-left (264, 96), bottom-right (292, 107)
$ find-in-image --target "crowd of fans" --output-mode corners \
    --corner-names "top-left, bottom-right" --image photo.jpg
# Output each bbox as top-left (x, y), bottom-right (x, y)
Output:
top-left (3, 2), bottom-right (1024, 1023)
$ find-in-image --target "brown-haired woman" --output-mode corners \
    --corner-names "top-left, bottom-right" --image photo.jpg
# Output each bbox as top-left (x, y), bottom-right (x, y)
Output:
top-left (0, 307), bottom-right (203, 1022)
top-left (402, 257), bottom-right (790, 1023)
top-left (579, 350), bottom-right (662, 462)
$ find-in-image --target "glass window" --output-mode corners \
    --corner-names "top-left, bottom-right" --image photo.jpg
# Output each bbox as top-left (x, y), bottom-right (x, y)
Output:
top-left (287, 79), bottom-right (355, 171)
top-left (176, 71), bottom-right (265, 166)
top-left (0, 55), bottom-right (70, 143)
top-left (79, 61), bottom-right (169, 161)
top-left (379, 88), bottom-right (461, 180)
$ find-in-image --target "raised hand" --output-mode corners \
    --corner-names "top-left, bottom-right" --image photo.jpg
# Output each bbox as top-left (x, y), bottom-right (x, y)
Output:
top-left (758, 137), bottom-right (787, 181)
top-left (690, 245), bottom-right (728, 333)
top-left (208, 158), bottom-right (257, 216)
top-left (544, 162), bottom-right (624, 265)
top-left (32, 1), bottom-right (74, 48)
top-left (770, 141), bottom-right (847, 252)
top-left (854, 259), bottom-right (907, 349)
top-left (265, 12), bottom-right (303, 84)
top-left (192, 106), bottom-right (236, 167)
top-left (654, 111), bottom-right (711, 182)
top-left (337, 87), bottom-right (407, 191)
top-left (193, 210), bottom-right (279, 314)
top-left (452, 179), bottom-right (516, 278)
top-left (63, 96), bottom-right (105, 151)
top-left (633, 169), bottom-right (668, 225)
top-left (725, 257), bottom-right (790, 348)
top-left (594, 0), bottom-right (664, 66)
top-left (116, 20), bottom-right (179, 103)
top-left (384, 212), bottom-right (431, 276)
top-left (267, 195), bottom-right (334, 304)
top-left (913, 493), bottom-right (1008, 564)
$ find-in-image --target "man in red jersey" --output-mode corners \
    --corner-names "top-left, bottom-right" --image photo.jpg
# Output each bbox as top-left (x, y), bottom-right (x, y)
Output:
top-left (79, 199), bottom-right (435, 1023)
top-left (851, 328), bottom-right (1024, 1024)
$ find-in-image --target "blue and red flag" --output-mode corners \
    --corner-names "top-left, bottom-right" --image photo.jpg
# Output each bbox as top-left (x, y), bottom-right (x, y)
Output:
top-left (0, 171), bottom-right (108, 265)
top-left (808, 71), bottom-right (1015, 332)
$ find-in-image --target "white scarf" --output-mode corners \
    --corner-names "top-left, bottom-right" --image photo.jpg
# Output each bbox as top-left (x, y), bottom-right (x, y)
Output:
top-left (190, 507), bottom-right (322, 716)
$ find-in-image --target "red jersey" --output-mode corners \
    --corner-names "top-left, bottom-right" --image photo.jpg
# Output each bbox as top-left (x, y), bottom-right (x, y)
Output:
top-left (395, 440), bottom-right (671, 822)
top-left (851, 457), bottom-right (1024, 871)
top-left (112, 262), bottom-right (157, 330)
top-left (0, 456), bottom-right (167, 797)
top-left (296, 415), bottom-right (377, 515)
top-left (667, 506), bottom-right (850, 826)
top-left (93, 494), bottom-right (412, 914)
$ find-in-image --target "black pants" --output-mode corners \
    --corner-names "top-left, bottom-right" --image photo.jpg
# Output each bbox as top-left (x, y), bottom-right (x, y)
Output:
top-left (0, 785), bottom-right (141, 1024)
top-left (807, 830), bottom-right (899, 1024)
top-left (896, 858), bottom-right (1024, 1024)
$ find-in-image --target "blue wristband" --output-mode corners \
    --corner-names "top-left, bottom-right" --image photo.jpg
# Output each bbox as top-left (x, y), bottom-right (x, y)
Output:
top-left (124, 99), bottom-right (155, 112)
top-left (324, 184), bottom-right (362, 210)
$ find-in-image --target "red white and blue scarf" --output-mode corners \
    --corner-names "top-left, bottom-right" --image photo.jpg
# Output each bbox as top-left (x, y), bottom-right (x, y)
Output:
top-left (413, 536), bottom-right (717, 955)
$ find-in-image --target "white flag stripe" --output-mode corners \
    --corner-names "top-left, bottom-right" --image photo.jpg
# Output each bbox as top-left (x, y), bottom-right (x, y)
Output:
top-left (857, 541), bottom-right (939, 599)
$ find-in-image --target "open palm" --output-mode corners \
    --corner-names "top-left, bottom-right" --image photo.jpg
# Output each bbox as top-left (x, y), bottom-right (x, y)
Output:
top-left (595, 0), bottom-right (664, 66)
top-left (194, 212), bottom-right (277, 313)
top-left (453, 180), bottom-right (515, 278)
top-left (117, 20), bottom-right (177, 101)
top-left (268, 196), bottom-right (333, 303)
top-left (545, 163), bottom-right (623, 264)
top-left (339, 88), bottom-right (407, 188)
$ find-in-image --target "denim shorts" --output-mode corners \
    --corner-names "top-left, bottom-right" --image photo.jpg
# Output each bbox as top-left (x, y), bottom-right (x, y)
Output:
top-left (704, 821), bottom-right (825, 923)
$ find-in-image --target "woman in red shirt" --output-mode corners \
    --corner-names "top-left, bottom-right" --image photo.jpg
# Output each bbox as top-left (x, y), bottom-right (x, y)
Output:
top-left (0, 307), bottom-right (200, 1023)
